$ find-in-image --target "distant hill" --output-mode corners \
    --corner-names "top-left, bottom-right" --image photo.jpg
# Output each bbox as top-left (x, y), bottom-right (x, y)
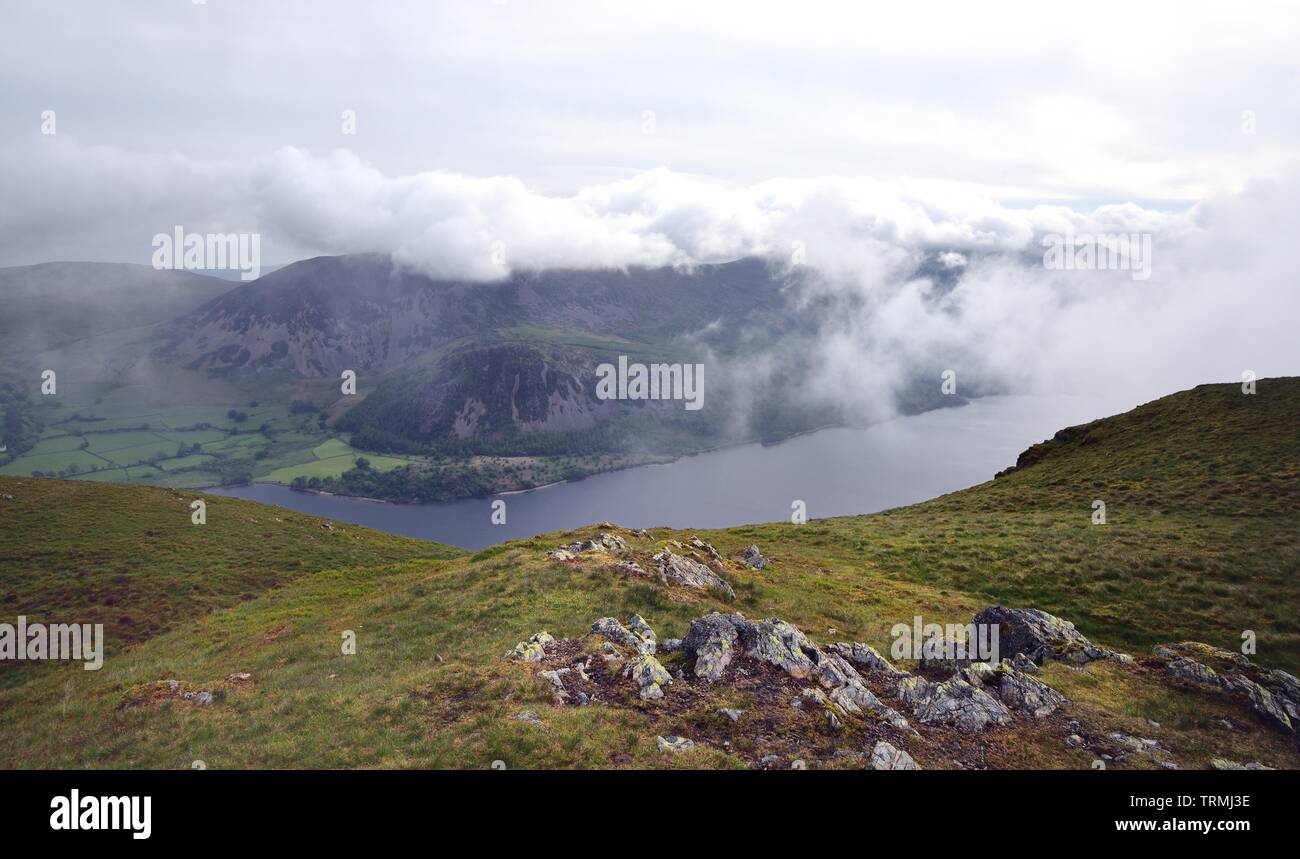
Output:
top-left (0, 262), bottom-right (233, 355)
top-left (1, 378), bottom-right (1296, 769)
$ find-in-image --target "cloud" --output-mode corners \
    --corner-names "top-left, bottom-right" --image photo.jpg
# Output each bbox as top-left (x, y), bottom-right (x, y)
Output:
top-left (0, 138), bottom-right (1296, 417)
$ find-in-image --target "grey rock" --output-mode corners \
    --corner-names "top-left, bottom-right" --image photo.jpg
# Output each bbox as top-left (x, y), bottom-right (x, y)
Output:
top-left (513, 710), bottom-right (545, 727)
top-left (897, 675), bottom-right (1011, 731)
top-left (1209, 758), bottom-right (1274, 770)
top-left (735, 617), bottom-right (819, 678)
top-left (961, 661), bottom-right (1066, 718)
top-left (829, 642), bottom-right (911, 679)
top-left (508, 631), bottom-right (555, 662)
top-left (591, 617), bottom-right (653, 654)
top-left (681, 612), bottom-right (742, 680)
top-left (539, 668), bottom-right (570, 703)
top-left (553, 532), bottom-right (627, 558)
top-left (623, 653), bottom-right (672, 700)
top-left (828, 681), bottom-right (915, 734)
top-left (655, 735), bottom-right (695, 753)
top-left (741, 544), bottom-right (769, 569)
top-left (652, 551), bottom-right (736, 599)
top-left (626, 614), bottom-right (658, 653)
top-left (868, 741), bottom-right (920, 770)
top-left (718, 708), bottom-right (743, 722)
top-left (613, 560), bottom-right (648, 578)
top-left (972, 605), bottom-right (1115, 665)
top-left (1107, 731), bottom-right (1163, 754)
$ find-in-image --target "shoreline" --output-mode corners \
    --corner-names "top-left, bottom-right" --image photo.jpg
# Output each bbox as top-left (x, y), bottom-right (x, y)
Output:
top-left (200, 410), bottom-right (955, 506)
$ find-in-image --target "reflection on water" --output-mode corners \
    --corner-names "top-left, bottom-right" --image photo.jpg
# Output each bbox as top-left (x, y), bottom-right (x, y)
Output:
top-left (210, 395), bottom-right (1117, 550)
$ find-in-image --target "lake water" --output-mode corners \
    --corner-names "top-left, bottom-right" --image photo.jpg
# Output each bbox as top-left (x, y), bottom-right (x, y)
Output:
top-left (210, 395), bottom-right (1119, 550)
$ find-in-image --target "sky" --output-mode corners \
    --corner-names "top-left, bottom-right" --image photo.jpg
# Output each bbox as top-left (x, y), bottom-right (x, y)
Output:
top-left (0, 0), bottom-right (1296, 406)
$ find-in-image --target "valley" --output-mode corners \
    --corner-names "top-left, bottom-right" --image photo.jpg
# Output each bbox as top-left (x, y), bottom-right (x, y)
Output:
top-left (0, 255), bottom-right (951, 502)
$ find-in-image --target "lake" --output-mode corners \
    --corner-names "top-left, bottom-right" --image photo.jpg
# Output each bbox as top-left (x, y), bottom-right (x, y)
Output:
top-left (210, 394), bottom-right (1119, 550)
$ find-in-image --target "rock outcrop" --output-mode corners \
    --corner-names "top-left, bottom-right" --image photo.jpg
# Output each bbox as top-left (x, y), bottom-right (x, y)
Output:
top-left (509, 631), bottom-right (556, 662)
top-left (973, 606), bottom-right (1132, 665)
top-left (741, 544), bottom-right (769, 569)
top-left (652, 551), bottom-right (736, 599)
top-left (897, 674), bottom-right (1011, 731)
top-left (1151, 642), bottom-right (1297, 733)
top-left (829, 642), bottom-right (911, 680)
top-left (549, 532), bottom-right (627, 561)
top-left (868, 741), bottom-right (920, 770)
top-left (679, 612), bottom-right (914, 733)
top-left (961, 661), bottom-right (1066, 718)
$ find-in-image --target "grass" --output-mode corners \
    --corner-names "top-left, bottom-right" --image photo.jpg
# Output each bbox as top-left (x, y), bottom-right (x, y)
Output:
top-left (0, 378), bottom-right (1296, 769)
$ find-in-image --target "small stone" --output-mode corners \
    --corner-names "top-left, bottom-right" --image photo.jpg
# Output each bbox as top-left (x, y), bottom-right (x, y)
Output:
top-left (741, 544), bottom-right (769, 569)
top-left (868, 741), bottom-right (920, 770)
top-left (513, 711), bottom-right (545, 727)
top-left (718, 708), bottom-right (743, 722)
top-left (655, 735), bottom-right (695, 753)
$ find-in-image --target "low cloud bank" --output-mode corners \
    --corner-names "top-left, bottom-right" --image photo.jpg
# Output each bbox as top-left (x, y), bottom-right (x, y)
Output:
top-left (2, 140), bottom-right (1296, 414)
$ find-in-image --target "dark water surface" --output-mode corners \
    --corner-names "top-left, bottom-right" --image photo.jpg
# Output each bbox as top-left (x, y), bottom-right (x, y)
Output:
top-left (210, 395), bottom-right (1115, 550)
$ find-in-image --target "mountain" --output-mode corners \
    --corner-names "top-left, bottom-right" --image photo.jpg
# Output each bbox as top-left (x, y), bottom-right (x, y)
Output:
top-left (158, 254), bottom-right (788, 376)
top-left (0, 262), bottom-right (233, 355)
top-left (0, 253), bottom-right (954, 499)
top-left (2, 378), bottom-right (1296, 768)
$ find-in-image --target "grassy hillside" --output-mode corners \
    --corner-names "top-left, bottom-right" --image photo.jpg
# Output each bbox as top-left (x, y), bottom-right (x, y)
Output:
top-left (0, 379), bottom-right (1296, 769)
top-left (0, 477), bottom-right (462, 675)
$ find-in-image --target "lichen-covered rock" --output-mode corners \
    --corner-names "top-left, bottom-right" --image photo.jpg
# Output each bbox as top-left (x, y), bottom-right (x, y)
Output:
top-left (626, 615), bottom-right (658, 653)
top-left (741, 544), bottom-right (769, 569)
top-left (591, 617), bottom-right (655, 654)
top-left (513, 710), bottom-right (545, 727)
top-left (690, 537), bottom-right (721, 559)
top-left (868, 741), bottom-right (920, 770)
top-left (1209, 758), bottom-right (1274, 770)
top-left (652, 551), bottom-right (736, 599)
top-left (624, 653), bottom-right (672, 700)
top-left (682, 612), bottom-right (743, 680)
top-left (552, 532), bottom-right (627, 559)
top-left (828, 681), bottom-right (915, 734)
top-left (1151, 643), bottom-right (1295, 733)
top-left (1224, 675), bottom-right (1293, 732)
top-left (810, 648), bottom-right (862, 689)
top-left (539, 668), bottom-right (569, 703)
top-left (1107, 732), bottom-right (1163, 754)
top-left (960, 661), bottom-right (1066, 718)
top-left (898, 675), bottom-right (1011, 731)
top-left (972, 606), bottom-right (1121, 665)
top-left (613, 560), bottom-right (648, 578)
top-left (656, 735), bottom-right (695, 753)
top-left (829, 642), bottom-right (911, 679)
top-left (794, 687), bottom-right (831, 709)
top-left (735, 618), bottom-right (819, 678)
top-left (509, 631), bottom-right (555, 662)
